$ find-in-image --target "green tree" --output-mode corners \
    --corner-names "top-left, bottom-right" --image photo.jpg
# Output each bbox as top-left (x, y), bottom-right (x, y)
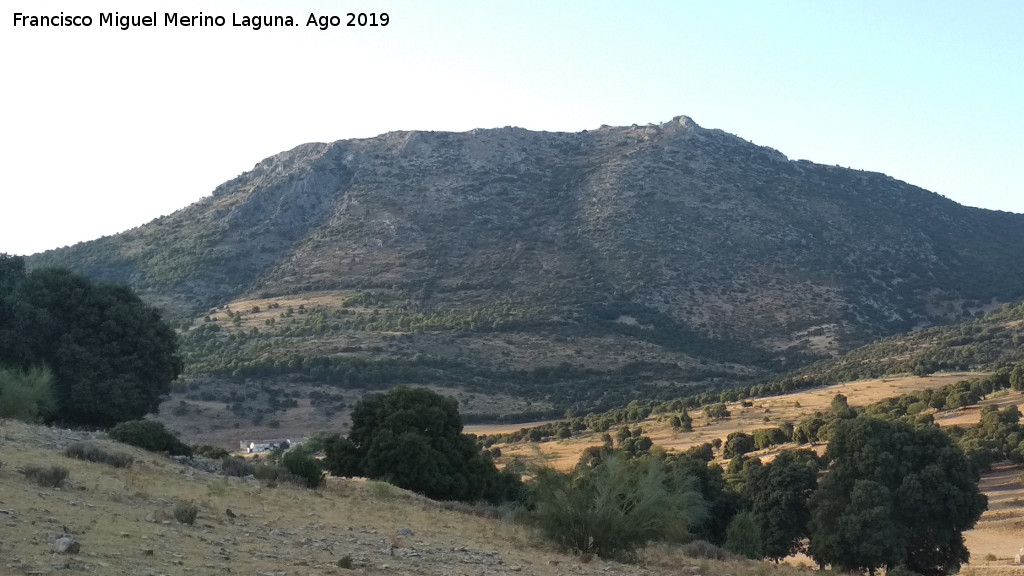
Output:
top-left (282, 449), bottom-right (324, 489)
top-left (809, 478), bottom-right (902, 576)
top-left (678, 409), bottom-right (693, 431)
top-left (830, 393), bottom-right (857, 419)
top-left (704, 403), bottom-right (730, 421)
top-left (744, 449), bottom-right (820, 561)
top-left (0, 263), bottom-right (182, 427)
top-left (723, 432), bottom-right (756, 459)
top-left (808, 417), bottom-right (987, 576)
top-left (322, 386), bottom-right (521, 503)
top-left (724, 510), bottom-right (763, 559)
top-left (666, 448), bottom-right (741, 545)
top-left (1010, 362), bottom-right (1024, 391)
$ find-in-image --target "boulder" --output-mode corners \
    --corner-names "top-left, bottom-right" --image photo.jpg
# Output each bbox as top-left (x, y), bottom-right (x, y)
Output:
top-left (52, 536), bottom-right (80, 554)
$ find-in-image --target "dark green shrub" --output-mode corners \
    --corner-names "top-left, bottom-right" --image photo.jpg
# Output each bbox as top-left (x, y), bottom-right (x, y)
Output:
top-left (282, 450), bottom-right (324, 489)
top-left (221, 456), bottom-right (256, 477)
top-left (64, 442), bottom-right (133, 468)
top-left (21, 464), bottom-right (69, 487)
top-left (244, 461), bottom-right (302, 487)
top-left (108, 420), bottom-right (192, 456)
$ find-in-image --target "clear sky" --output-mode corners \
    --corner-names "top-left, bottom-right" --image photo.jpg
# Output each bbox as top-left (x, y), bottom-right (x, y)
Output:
top-left (3, 0), bottom-right (1022, 256)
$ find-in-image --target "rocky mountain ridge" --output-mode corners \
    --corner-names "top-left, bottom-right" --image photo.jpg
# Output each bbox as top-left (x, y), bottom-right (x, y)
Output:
top-left (28, 116), bottom-right (1024, 419)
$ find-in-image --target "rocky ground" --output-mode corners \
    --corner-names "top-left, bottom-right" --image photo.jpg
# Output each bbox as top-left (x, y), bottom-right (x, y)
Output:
top-left (0, 418), bottom-right (805, 576)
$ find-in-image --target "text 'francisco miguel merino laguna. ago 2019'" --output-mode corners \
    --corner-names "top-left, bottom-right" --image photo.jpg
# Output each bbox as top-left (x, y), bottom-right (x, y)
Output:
top-left (12, 12), bottom-right (389, 31)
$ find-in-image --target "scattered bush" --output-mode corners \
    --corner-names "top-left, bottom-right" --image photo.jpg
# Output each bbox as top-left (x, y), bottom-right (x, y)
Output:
top-left (64, 442), bottom-right (133, 468)
top-left (437, 499), bottom-right (505, 520)
top-left (253, 462), bottom-right (292, 485)
top-left (369, 480), bottom-right (398, 500)
top-left (229, 459), bottom-right (305, 488)
top-left (21, 464), bottom-right (69, 488)
top-left (703, 403), bottom-right (730, 421)
top-left (222, 456), bottom-right (256, 477)
top-left (207, 478), bottom-right (229, 496)
top-left (192, 444), bottom-right (230, 459)
top-left (337, 555), bottom-right (354, 569)
top-left (173, 500), bottom-right (198, 525)
top-left (108, 420), bottom-right (192, 456)
top-left (678, 540), bottom-right (735, 560)
top-left (282, 449), bottom-right (324, 489)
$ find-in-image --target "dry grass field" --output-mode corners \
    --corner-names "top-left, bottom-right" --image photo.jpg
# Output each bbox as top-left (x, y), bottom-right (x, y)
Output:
top-left (468, 373), bottom-right (1024, 568)
top-left (1, 419), bottom-right (819, 576)
top-left (468, 373), bottom-right (988, 469)
top-left (4, 375), bottom-right (1021, 574)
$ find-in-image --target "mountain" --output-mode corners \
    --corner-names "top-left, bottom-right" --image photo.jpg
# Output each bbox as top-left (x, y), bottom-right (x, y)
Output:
top-left (28, 116), bottom-right (1024, 421)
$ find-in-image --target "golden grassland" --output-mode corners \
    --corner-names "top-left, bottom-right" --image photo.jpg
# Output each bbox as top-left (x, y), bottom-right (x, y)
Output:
top-left (468, 373), bottom-right (1024, 566)
top-left (468, 374), bottom-right (990, 470)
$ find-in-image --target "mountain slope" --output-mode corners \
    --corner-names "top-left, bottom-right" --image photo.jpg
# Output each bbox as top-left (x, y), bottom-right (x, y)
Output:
top-left (28, 116), bottom-right (1024, 418)
top-left (780, 299), bottom-right (1024, 388)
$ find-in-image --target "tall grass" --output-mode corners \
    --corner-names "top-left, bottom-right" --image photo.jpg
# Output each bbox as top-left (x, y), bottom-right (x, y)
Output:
top-left (0, 366), bottom-right (54, 423)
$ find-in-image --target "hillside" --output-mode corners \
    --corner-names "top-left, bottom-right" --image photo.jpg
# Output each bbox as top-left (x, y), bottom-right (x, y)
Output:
top-left (780, 300), bottom-right (1024, 388)
top-left (27, 116), bottom-right (1024, 424)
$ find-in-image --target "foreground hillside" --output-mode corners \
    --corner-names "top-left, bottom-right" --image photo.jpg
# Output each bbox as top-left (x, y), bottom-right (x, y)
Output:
top-left (29, 117), bottom-right (1024, 420)
top-left (1, 418), bottom-right (812, 576)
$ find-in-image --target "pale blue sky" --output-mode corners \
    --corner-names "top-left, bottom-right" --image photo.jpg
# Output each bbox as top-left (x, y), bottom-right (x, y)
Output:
top-left (2, 0), bottom-right (1021, 255)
